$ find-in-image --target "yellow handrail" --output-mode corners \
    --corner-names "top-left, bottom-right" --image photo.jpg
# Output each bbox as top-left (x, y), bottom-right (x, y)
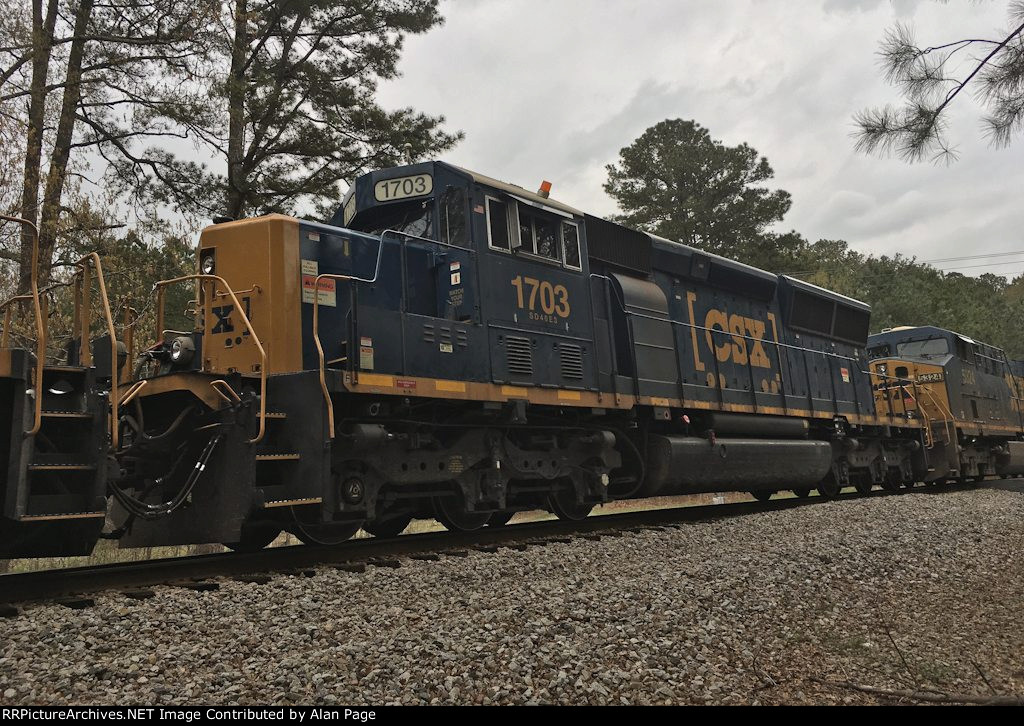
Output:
top-left (74, 253), bottom-right (121, 448)
top-left (0, 215), bottom-right (45, 438)
top-left (312, 273), bottom-right (362, 439)
top-left (152, 274), bottom-right (268, 444)
top-left (117, 380), bottom-right (148, 410)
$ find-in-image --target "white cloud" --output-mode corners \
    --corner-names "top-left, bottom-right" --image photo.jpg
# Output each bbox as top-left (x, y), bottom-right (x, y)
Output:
top-left (376, 0), bottom-right (1024, 275)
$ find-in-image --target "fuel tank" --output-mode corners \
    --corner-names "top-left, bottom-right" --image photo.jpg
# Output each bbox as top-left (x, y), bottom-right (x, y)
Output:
top-left (643, 435), bottom-right (833, 496)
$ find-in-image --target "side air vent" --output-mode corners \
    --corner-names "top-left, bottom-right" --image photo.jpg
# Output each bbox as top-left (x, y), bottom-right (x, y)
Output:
top-left (456, 328), bottom-right (468, 348)
top-left (559, 343), bottom-right (584, 381)
top-left (506, 336), bottom-right (533, 377)
top-left (584, 214), bottom-right (652, 275)
top-left (422, 324), bottom-right (435, 343)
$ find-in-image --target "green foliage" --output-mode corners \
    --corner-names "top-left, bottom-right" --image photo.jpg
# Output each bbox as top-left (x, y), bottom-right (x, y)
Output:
top-left (606, 117), bottom-right (1024, 358)
top-left (27, 193), bottom-right (195, 363)
top-left (855, 4), bottom-right (1024, 162)
top-left (112, 0), bottom-right (462, 220)
top-left (604, 119), bottom-right (792, 264)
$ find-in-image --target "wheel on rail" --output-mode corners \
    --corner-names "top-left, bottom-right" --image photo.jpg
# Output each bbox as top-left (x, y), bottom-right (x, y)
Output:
top-left (223, 522), bottom-right (281, 552)
top-left (817, 476), bottom-right (841, 499)
top-left (547, 487), bottom-right (595, 522)
top-left (902, 479), bottom-right (917, 489)
top-left (487, 511), bottom-right (516, 527)
top-left (289, 507), bottom-right (363, 546)
top-left (363, 514), bottom-right (413, 538)
top-left (853, 478), bottom-right (873, 495)
top-left (881, 471), bottom-right (902, 492)
top-left (750, 490), bottom-right (774, 503)
top-left (433, 489), bottom-right (491, 532)
top-left (792, 488), bottom-right (811, 499)
top-left (291, 521), bottom-right (362, 546)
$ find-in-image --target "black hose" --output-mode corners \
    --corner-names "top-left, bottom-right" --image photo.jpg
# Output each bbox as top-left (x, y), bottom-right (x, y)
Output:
top-left (108, 433), bottom-right (222, 521)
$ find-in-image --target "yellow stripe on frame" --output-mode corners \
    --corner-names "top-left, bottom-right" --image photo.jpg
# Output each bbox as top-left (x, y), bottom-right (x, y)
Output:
top-left (435, 380), bottom-right (467, 393)
top-left (557, 390), bottom-right (582, 401)
top-left (358, 373), bottom-right (394, 388)
top-left (501, 385), bottom-right (529, 398)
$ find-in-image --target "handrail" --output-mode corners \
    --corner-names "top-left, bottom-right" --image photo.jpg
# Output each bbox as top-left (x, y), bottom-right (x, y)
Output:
top-left (74, 253), bottom-right (121, 448)
top-left (312, 232), bottom-right (387, 439)
top-left (0, 215), bottom-right (45, 438)
top-left (117, 380), bottom-right (148, 410)
top-left (153, 274), bottom-right (268, 444)
top-left (917, 385), bottom-right (956, 448)
top-left (866, 368), bottom-right (957, 447)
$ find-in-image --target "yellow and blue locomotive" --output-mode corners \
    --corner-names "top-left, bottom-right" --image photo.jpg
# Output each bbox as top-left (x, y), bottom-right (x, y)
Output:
top-left (4, 162), bottom-right (1018, 557)
top-left (94, 161), bottom-right (929, 550)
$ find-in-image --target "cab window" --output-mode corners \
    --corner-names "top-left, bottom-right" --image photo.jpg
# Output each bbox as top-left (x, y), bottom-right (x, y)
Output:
top-left (519, 209), bottom-right (559, 261)
top-left (441, 187), bottom-right (467, 247)
top-left (562, 221), bottom-right (581, 269)
top-left (486, 197), bottom-right (511, 250)
top-left (897, 338), bottom-right (949, 359)
top-left (486, 196), bottom-right (582, 270)
top-left (359, 199), bottom-right (434, 239)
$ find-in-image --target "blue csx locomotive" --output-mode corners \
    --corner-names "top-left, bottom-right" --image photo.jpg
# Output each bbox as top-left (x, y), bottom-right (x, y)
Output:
top-left (3, 161), bottom-right (1023, 555)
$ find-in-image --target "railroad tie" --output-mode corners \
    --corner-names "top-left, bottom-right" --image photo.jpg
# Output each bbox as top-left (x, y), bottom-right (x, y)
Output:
top-left (54, 597), bottom-right (94, 610)
top-left (333, 563), bottom-right (367, 573)
top-left (234, 574), bottom-right (274, 585)
top-left (369, 559), bottom-right (402, 569)
top-left (174, 581), bottom-right (220, 592)
top-left (121, 589), bottom-right (156, 600)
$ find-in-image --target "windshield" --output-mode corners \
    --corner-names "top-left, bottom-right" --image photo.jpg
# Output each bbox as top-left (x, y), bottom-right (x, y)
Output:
top-left (357, 199), bottom-right (435, 239)
top-left (896, 338), bottom-right (949, 359)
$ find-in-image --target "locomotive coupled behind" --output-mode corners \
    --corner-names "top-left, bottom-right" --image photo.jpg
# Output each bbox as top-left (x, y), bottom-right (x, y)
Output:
top-left (3, 161), bottom-right (1020, 557)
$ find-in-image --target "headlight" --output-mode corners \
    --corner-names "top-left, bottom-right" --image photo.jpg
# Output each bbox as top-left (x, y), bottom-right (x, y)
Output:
top-left (170, 336), bottom-right (195, 365)
top-left (200, 253), bottom-right (215, 275)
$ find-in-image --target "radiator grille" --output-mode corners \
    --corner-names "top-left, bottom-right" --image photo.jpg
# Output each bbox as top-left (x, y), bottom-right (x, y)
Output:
top-left (559, 343), bottom-right (584, 380)
top-left (506, 336), bottom-right (533, 377)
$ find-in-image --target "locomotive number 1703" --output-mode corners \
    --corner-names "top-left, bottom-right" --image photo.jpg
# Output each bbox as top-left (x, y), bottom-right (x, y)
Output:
top-left (511, 275), bottom-right (570, 322)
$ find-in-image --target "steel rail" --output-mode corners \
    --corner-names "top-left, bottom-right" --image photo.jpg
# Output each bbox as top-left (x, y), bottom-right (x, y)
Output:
top-left (0, 483), bottom-right (979, 606)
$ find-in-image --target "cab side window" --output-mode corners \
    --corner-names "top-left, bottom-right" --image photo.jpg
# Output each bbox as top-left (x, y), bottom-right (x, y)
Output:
top-left (562, 221), bottom-right (581, 269)
top-left (486, 195), bottom-right (583, 270)
top-left (441, 187), bottom-right (467, 247)
top-left (486, 197), bottom-right (511, 251)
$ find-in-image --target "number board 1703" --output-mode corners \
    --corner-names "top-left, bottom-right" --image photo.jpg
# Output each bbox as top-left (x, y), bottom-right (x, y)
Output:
top-left (374, 174), bottom-right (433, 202)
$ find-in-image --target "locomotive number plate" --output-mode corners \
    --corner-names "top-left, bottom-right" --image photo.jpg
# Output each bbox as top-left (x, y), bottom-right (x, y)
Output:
top-left (374, 173), bottom-right (433, 202)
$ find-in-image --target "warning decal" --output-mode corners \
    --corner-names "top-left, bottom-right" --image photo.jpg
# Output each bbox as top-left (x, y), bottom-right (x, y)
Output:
top-left (301, 275), bottom-right (336, 307)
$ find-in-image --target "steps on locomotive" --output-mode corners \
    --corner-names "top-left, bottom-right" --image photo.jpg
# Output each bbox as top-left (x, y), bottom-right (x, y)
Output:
top-left (0, 356), bottom-right (107, 557)
top-left (251, 404), bottom-right (311, 507)
top-left (5, 364), bottom-right (107, 522)
top-left (249, 375), bottom-right (328, 509)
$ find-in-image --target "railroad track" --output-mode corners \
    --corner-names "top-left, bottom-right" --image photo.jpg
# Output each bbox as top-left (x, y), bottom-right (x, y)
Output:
top-left (0, 484), bottom-right (980, 610)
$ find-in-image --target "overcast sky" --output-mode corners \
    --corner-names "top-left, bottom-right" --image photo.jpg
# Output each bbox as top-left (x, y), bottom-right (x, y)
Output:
top-left (374, 0), bottom-right (1023, 277)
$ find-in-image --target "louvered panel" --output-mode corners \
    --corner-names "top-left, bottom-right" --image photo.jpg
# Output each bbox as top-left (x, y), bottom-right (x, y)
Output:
top-left (506, 336), bottom-right (533, 377)
top-left (559, 343), bottom-right (584, 381)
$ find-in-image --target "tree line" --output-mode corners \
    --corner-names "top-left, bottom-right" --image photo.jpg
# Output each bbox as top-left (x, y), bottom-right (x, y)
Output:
top-left (605, 117), bottom-right (1024, 357)
top-left (2, 1), bottom-right (1023, 357)
top-left (0, 0), bottom-right (457, 347)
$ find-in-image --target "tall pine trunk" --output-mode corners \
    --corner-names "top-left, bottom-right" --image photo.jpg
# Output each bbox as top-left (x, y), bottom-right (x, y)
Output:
top-left (17, 0), bottom-right (59, 294)
top-left (225, 0), bottom-right (248, 219)
top-left (37, 0), bottom-right (95, 286)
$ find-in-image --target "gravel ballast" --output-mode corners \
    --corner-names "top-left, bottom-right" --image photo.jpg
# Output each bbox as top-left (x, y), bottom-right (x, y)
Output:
top-left (1, 485), bottom-right (1023, 705)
